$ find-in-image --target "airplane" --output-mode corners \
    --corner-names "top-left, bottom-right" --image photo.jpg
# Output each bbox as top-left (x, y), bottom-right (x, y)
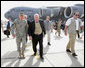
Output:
top-left (4, 7), bottom-right (65, 22)
top-left (4, 4), bottom-right (84, 30)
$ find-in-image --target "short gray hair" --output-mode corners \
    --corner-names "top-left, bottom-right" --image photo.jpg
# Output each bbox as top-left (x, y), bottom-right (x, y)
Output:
top-left (34, 13), bottom-right (39, 18)
top-left (24, 15), bottom-right (27, 18)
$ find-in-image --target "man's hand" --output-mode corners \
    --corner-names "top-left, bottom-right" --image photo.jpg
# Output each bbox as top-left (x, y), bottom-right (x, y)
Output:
top-left (26, 34), bottom-right (28, 38)
top-left (65, 25), bottom-right (68, 36)
top-left (51, 28), bottom-right (53, 32)
top-left (65, 31), bottom-right (67, 36)
top-left (29, 36), bottom-right (32, 40)
top-left (43, 33), bottom-right (45, 37)
top-left (12, 34), bottom-right (16, 38)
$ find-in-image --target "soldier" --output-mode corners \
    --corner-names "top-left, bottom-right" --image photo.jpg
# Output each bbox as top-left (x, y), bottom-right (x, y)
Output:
top-left (55, 19), bottom-right (62, 36)
top-left (51, 21), bottom-right (56, 31)
top-left (11, 13), bottom-right (28, 59)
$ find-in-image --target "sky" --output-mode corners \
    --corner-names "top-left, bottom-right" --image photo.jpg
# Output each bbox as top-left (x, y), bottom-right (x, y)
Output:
top-left (1, 1), bottom-right (84, 21)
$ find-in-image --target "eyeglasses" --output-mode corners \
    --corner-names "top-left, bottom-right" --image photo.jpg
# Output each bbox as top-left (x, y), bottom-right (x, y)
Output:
top-left (75, 14), bottom-right (79, 16)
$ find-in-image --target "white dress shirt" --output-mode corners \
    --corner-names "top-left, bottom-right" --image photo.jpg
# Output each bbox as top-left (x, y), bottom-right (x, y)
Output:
top-left (65, 17), bottom-right (82, 30)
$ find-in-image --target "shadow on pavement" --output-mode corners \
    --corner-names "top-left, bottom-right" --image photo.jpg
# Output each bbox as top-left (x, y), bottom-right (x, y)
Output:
top-left (66, 52), bottom-right (83, 67)
top-left (1, 51), bottom-right (18, 67)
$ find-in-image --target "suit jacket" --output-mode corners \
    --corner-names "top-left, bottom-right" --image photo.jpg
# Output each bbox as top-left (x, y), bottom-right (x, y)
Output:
top-left (28, 20), bottom-right (46, 37)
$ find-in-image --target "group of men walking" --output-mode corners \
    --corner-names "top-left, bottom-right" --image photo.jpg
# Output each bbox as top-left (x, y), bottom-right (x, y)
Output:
top-left (1, 11), bottom-right (84, 61)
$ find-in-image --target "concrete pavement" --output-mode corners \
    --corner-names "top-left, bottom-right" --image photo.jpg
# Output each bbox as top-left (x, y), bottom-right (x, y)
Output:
top-left (1, 29), bottom-right (84, 67)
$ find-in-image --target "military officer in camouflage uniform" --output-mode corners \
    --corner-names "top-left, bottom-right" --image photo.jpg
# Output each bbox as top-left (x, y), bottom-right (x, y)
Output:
top-left (55, 19), bottom-right (62, 36)
top-left (11, 13), bottom-right (28, 59)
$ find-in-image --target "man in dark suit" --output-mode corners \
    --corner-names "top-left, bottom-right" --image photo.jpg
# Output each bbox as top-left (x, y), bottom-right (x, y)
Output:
top-left (28, 14), bottom-right (46, 60)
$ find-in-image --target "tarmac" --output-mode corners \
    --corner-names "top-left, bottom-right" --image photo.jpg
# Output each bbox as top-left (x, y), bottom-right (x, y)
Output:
top-left (1, 29), bottom-right (84, 67)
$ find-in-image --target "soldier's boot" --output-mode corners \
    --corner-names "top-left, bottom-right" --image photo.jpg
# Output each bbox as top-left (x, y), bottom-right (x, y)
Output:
top-left (58, 34), bottom-right (60, 36)
top-left (18, 51), bottom-right (22, 59)
top-left (58, 32), bottom-right (60, 36)
top-left (22, 51), bottom-right (25, 59)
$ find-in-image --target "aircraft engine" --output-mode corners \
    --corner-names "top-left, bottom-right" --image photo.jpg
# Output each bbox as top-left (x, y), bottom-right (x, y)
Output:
top-left (64, 6), bottom-right (84, 18)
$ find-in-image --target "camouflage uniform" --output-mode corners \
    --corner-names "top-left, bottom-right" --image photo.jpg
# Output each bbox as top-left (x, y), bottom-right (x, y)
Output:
top-left (56, 20), bottom-right (62, 36)
top-left (11, 19), bottom-right (28, 52)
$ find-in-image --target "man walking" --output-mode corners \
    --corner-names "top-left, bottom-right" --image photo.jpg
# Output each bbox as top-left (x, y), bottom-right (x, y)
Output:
top-left (44, 16), bottom-right (52, 45)
top-left (65, 11), bottom-right (83, 56)
top-left (11, 13), bottom-right (28, 59)
top-left (55, 19), bottom-right (62, 36)
top-left (28, 14), bottom-right (46, 60)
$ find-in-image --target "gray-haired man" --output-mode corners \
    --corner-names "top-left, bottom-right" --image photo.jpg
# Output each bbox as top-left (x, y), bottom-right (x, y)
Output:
top-left (28, 14), bottom-right (46, 60)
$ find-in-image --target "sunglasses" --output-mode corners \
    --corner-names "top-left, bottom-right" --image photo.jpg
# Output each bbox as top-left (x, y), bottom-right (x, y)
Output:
top-left (75, 14), bottom-right (79, 16)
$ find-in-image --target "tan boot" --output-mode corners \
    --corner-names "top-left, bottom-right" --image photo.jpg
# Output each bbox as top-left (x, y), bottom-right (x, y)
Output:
top-left (18, 51), bottom-right (22, 59)
top-left (22, 51), bottom-right (25, 59)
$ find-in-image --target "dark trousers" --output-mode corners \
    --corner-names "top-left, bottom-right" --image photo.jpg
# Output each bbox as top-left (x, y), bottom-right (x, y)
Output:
top-left (4, 29), bottom-right (10, 38)
top-left (7, 30), bottom-right (10, 38)
top-left (32, 33), bottom-right (43, 57)
top-left (76, 30), bottom-right (80, 38)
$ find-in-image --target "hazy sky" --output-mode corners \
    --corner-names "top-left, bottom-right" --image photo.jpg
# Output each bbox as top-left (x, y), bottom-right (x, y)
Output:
top-left (1, 1), bottom-right (84, 21)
